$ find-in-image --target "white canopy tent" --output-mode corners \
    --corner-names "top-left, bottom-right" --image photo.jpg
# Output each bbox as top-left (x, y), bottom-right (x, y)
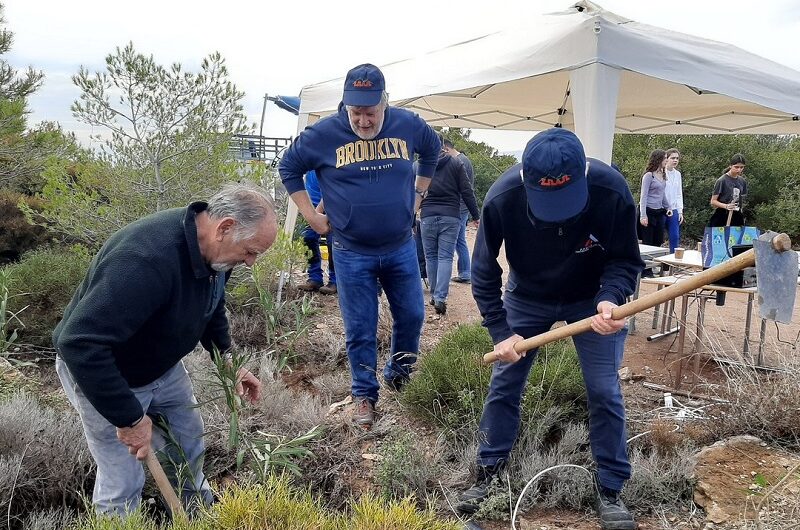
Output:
top-left (284, 0), bottom-right (800, 232)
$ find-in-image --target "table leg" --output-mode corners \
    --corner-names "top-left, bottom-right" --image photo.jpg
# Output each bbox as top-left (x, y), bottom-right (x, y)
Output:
top-left (691, 295), bottom-right (709, 387)
top-left (743, 293), bottom-right (754, 359)
top-left (652, 285), bottom-right (663, 330)
top-left (674, 293), bottom-right (690, 390)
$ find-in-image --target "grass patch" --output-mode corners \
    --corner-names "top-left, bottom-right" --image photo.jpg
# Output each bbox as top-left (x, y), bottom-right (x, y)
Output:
top-left (402, 322), bottom-right (587, 437)
top-left (69, 474), bottom-right (462, 529)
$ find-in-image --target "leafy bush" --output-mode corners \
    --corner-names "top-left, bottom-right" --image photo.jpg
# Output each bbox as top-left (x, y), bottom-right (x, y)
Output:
top-left (0, 190), bottom-right (49, 263)
top-left (5, 246), bottom-right (91, 347)
top-left (402, 323), bottom-right (586, 436)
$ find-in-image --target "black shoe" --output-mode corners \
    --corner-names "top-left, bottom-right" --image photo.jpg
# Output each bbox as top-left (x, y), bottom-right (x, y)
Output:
top-left (434, 300), bottom-right (447, 315)
top-left (594, 477), bottom-right (636, 530)
top-left (384, 376), bottom-right (410, 392)
top-left (430, 298), bottom-right (435, 306)
top-left (455, 461), bottom-right (506, 514)
top-left (451, 276), bottom-right (471, 284)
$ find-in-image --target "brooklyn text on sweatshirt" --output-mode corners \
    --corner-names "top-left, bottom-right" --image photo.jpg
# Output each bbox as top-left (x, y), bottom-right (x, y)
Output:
top-left (335, 137), bottom-right (410, 168)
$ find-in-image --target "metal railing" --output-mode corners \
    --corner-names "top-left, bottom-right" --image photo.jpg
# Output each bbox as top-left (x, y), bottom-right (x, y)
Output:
top-left (229, 134), bottom-right (292, 162)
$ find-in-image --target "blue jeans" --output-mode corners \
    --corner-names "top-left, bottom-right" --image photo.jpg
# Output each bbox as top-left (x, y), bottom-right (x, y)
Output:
top-left (302, 226), bottom-right (336, 285)
top-left (420, 215), bottom-right (461, 303)
top-left (455, 211), bottom-right (471, 280)
top-left (476, 294), bottom-right (631, 492)
top-left (665, 208), bottom-right (681, 253)
top-left (56, 358), bottom-right (213, 515)
top-left (332, 237), bottom-right (424, 402)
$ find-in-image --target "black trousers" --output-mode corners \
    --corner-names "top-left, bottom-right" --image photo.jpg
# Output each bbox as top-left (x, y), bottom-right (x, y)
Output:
top-left (640, 207), bottom-right (667, 246)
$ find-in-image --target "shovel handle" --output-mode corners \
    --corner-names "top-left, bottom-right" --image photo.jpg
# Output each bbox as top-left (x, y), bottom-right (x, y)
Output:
top-left (482, 233), bottom-right (790, 364)
top-left (145, 450), bottom-right (186, 519)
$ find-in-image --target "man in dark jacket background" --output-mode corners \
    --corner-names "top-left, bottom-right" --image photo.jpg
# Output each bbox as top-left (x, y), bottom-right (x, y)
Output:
top-left (420, 137), bottom-right (480, 314)
top-left (442, 138), bottom-right (477, 284)
top-left (456, 129), bottom-right (642, 530)
top-left (54, 181), bottom-right (276, 515)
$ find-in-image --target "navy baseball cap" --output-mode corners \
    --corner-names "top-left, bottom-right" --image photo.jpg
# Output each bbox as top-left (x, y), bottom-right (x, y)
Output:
top-left (522, 128), bottom-right (588, 223)
top-left (342, 63), bottom-right (385, 107)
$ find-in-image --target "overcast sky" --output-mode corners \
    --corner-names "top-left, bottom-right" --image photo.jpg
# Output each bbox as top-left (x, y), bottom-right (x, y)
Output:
top-left (5, 0), bottom-right (799, 153)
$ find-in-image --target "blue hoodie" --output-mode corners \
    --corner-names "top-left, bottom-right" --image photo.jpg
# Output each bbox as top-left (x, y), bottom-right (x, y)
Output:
top-left (280, 105), bottom-right (440, 255)
top-left (472, 159), bottom-right (644, 343)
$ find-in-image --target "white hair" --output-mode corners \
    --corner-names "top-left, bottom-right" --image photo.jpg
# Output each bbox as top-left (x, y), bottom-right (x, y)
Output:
top-left (206, 181), bottom-right (276, 242)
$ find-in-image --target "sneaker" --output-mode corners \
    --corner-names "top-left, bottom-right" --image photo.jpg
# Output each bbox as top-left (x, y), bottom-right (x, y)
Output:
top-left (434, 300), bottom-right (447, 315)
top-left (455, 461), bottom-right (506, 514)
top-left (594, 477), bottom-right (636, 530)
top-left (298, 280), bottom-right (322, 292)
top-left (352, 397), bottom-right (375, 427)
top-left (319, 284), bottom-right (337, 295)
top-left (451, 276), bottom-right (471, 284)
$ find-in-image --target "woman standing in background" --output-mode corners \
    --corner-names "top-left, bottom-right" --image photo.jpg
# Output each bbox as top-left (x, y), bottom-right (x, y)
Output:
top-left (639, 149), bottom-right (671, 247)
top-left (664, 148), bottom-right (683, 252)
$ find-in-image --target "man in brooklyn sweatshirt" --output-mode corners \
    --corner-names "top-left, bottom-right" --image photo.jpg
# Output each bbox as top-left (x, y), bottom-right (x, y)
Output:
top-left (456, 129), bottom-right (642, 530)
top-left (279, 63), bottom-right (440, 427)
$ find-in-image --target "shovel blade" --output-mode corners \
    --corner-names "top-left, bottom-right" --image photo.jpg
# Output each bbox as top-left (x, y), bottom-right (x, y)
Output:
top-left (754, 235), bottom-right (798, 323)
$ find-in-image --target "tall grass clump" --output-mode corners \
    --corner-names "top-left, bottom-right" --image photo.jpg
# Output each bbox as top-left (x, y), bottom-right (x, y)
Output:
top-left (5, 246), bottom-right (91, 348)
top-left (709, 358), bottom-right (800, 447)
top-left (402, 323), bottom-right (586, 437)
top-left (70, 475), bottom-right (463, 529)
top-left (0, 392), bottom-right (93, 527)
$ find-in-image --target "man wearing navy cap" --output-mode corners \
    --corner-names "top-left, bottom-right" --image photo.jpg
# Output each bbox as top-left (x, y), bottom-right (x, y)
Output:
top-left (456, 128), bottom-right (642, 529)
top-left (280, 64), bottom-right (440, 427)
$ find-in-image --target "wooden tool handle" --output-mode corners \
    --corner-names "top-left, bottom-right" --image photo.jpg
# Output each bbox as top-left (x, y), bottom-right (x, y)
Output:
top-left (482, 233), bottom-right (791, 365)
top-left (145, 450), bottom-right (185, 518)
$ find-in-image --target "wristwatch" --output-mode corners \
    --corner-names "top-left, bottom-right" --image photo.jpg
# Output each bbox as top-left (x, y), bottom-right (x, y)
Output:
top-left (415, 187), bottom-right (428, 199)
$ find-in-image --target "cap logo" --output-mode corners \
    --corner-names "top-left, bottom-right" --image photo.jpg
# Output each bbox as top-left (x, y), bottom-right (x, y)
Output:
top-left (538, 174), bottom-right (571, 187)
top-left (352, 79), bottom-right (373, 88)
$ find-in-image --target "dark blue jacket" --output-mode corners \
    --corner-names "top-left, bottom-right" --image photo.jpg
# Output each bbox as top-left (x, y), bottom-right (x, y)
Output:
top-left (420, 153), bottom-right (480, 221)
top-left (53, 203), bottom-right (230, 427)
top-left (279, 105), bottom-right (440, 255)
top-left (472, 159), bottom-right (644, 343)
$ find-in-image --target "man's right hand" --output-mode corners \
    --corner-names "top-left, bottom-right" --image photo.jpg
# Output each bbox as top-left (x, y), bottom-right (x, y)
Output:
top-left (490, 333), bottom-right (525, 364)
top-left (116, 414), bottom-right (153, 461)
top-left (308, 212), bottom-right (330, 235)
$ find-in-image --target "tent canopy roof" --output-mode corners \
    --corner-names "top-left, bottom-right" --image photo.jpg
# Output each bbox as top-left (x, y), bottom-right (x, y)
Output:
top-left (298, 1), bottom-right (800, 135)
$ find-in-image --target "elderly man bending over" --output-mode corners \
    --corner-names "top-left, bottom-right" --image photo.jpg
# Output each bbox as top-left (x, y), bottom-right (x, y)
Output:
top-left (54, 181), bottom-right (277, 515)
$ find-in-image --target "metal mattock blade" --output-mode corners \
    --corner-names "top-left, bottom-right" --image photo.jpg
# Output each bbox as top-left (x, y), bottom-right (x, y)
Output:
top-left (754, 235), bottom-right (798, 323)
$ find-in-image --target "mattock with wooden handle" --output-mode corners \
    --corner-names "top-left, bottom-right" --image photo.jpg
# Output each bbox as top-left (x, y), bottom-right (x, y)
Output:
top-left (483, 232), bottom-right (796, 365)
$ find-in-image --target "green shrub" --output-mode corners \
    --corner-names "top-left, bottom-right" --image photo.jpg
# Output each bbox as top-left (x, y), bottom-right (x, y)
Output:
top-left (402, 323), bottom-right (587, 435)
top-left (376, 432), bottom-right (437, 501)
top-left (0, 190), bottom-right (49, 264)
top-left (5, 246), bottom-right (91, 347)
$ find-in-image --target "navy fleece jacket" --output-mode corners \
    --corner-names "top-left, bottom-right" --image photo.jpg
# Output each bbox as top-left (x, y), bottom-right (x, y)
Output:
top-left (472, 159), bottom-right (644, 344)
top-left (53, 203), bottom-right (231, 427)
top-left (279, 105), bottom-right (440, 255)
top-left (420, 153), bottom-right (480, 221)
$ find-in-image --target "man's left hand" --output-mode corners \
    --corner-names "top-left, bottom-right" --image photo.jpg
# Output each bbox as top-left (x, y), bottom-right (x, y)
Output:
top-left (235, 367), bottom-right (262, 404)
top-left (591, 301), bottom-right (626, 335)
